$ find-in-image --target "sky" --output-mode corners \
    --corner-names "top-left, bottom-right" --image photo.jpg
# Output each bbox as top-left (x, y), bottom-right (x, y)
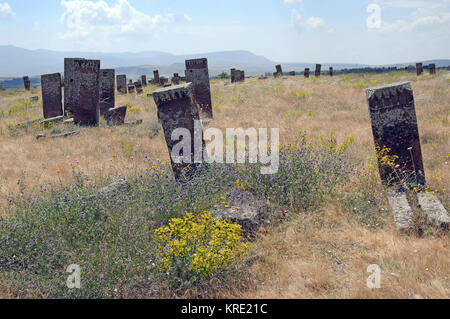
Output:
top-left (0, 0), bottom-right (449, 64)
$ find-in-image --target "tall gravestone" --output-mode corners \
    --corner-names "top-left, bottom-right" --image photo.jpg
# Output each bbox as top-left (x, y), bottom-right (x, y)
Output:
top-left (230, 68), bottom-right (237, 83)
top-left (304, 68), bottom-right (310, 78)
top-left (23, 76), bottom-right (31, 91)
top-left (416, 63), bottom-right (423, 76)
top-left (185, 58), bottom-right (213, 119)
top-left (41, 73), bottom-right (63, 119)
top-left (153, 83), bottom-right (205, 180)
top-left (429, 64), bottom-right (436, 75)
top-left (366, 82), bottom-right (425, 186)
top-left (99, 69), bottom-right (115, 116)
top-left (71, 59), bottom-right (100, 126)
top-left (135, 80), bottom-right (143, 94)
top-left (64, 58), bottom-right (85, 115)
top-left (116, 74), bottom-right (127, 94)
top-left (153, 70), bottom-right (160, 86)
top-left (275, 65), bottom-right (282, 77)
top-left (315, 64), bottom-right (321, 77)
top-left (141, 75), bottom-right (147, 87)
top-left (329, 67), bottom-right (333, 76)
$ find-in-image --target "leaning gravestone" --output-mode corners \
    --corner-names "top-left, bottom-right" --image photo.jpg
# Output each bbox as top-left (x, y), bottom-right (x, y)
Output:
top-left (23, 76), bottom-right (31, 91)
top-left (105, 105), bottom-right (127, 126)
top-left (315, 64), bottom-right (321, 77)
top-left (416, 63), bottom-right (423, 76)
top-left (99, 69), bottom-right (115, 116)
top-left (64, 58), bottom-right (85, 115)
top-left (153, 70), bottom-right (160, 86)
top-left (41, 73), bottom-right (63, 119)
top-left (185, 58), bottom-right (213, 119)
top-left (153, 83), bottom-right (205, 180)
top-left (71, 59), bottom-right (100, 126)
top-left (429, 64), bottom-right (436, 75)
top-left (304, 68), bottom-right (310, 78)
top-left (116, 74), bottom-right (127, 94)
top-left (141, 75), bottom-right (147, 87)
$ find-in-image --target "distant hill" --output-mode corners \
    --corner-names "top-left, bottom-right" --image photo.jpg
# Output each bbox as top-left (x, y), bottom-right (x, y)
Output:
top-left (0, 45), bottom-right (449, 87)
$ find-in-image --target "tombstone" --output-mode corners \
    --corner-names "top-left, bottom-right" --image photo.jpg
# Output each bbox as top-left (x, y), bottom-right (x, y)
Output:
top-left (275, 65), bottom-right (282, 77)
top-left (329, 67), bottom-right (334, 76)
top-left (128, 84), bottom-right (135, 94)
top-left (289, 71), bottom-right (295, 76)
top-left (240, 70), bottom-right (245, 82)
top-left (23, 76), bottom-right (31, 91)
top-left (71, 59), bottom-right (100, 126)
top-left (366, 82), bottom-right (425, 186)
top-left (315, 64), bottom-right (321, 77)
top-left (153, 70), bottom-right (160, 86)
top-left (64, 58), bottom-right (85, 115)
top-left (41, 73), bottom-right (63, 119)
top-left (134, 81), bottom-right (143, 94)
top-left (99, 69), bottom-right (115, 116)
top-left (429, 64), bottom-right (436, 75)
top-left (105, 105), bottom-right (127, 126)
top-left (416, 63), bottom-right (423, 76)
top-left (116, 74), bottom-right (127, 94)
top-left (172, 73), bottom-right (180, 85)
top-left (153, 83), bottom-right (206, 180)
top-left (304, 68), bottom-right (310, 78)
top-left (141, 75), bottom-right (147, 87)
top-left (230, 68), bottom-right (237, 83)
top-left (185, 58), bottom-right (213, 119)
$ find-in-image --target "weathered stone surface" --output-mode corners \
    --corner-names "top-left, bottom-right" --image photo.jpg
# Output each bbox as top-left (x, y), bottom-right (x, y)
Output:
top-left (64, 58), bottom-right (85, 114)
top-left (141, 75), bottom-right (147, 87)
top-left (387, 188), bottom-right (414, 231)
top-left (417, 193), bottom-right (449, 229)
top-left (275, 65), bottom-right (282, 77)
top-left (105, 105), bottom-right (127, 126)
top-left (99, 69), bottom-right (115, 116)
top-left (153, 83), bottom-right (205, 180)
top-left (416, 63), bottom-right (423, 76)
top-left (366, 82), bottom-right (425, 186)
top-left (70, 59), bottom-right (100, 126)
top-left (134, 81), bottom-right (143, 94)
top-left (172, 73), bottom-right (180, 85)
top-left (41, 115), bottom-right (64, 128)
top-left (153, 70), bottom-right (160, 86)
top-left (37, 130), bottom-right (81, 140)
top-left (429, 64), bottom-right (436, 75)
top-left (41, 73), bottom-right (63, 119)
top-left (116, 74), bottom-right (127, 94)
top-left (329, 67), bottom-right (333, 76)
top-left (23, 76), bottom-right (30, 90)
top-left (315, 64), bottom-right (321, 77)
top-left (185, 58), bottom-right (213, 119)
top-left (128, 84), bottom-right (135, 94)
top-left (231, 69), bottom-right (245, 83)
top-left (304, 68), bottom-right (310, 78)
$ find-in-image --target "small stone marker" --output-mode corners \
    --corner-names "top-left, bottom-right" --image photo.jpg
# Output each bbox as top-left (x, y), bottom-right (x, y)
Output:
top-left (366, 82), bottom-right (425, 186)
top-left (153, 70), bottom-right (160, 86)
top-left (289, 71), bottom-right (295, 76)
top-left (141, 75), bottom-right (147, 87)
top-left (153, 83), bottom-right (205, 180)
top-left (128, 84), bottom-right (135, 94)
top-left (416, 63), bottom-right (423, 76)
top-left (105, 105), bottom-right (127, 126)
top-left (185, 58), bottom-right (213, 119)
top-left (71, 59), bottom-right (100, 126)
top-left (315, 64), bottom-right (321, 77)
top-left (116, 74), bottom-right (127, 94)
top-left (64, 58), bottom-right (85, 115)
top-left (329, 67), bottom-right (333, 76)
top-left (99, 69), bottom-right (115, 116)
top-left (275, 65), bottom-right (282, 77)
top-left (41, 72), bottom-right (63, 119)
top-left (429, 64), bottom-right (436, 75)
top-left (23, 76), bottom-right (31, 90)
top-left (134, 80), bottom-right (143, 94)
top-left (304, 68), bottom-right (310, 78)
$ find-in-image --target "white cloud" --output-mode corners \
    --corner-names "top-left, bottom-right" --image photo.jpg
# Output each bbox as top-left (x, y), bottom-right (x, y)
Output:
top-left (59, 0), bottom-right (191, 40)
top-left (291, 8), bottom-right (325, 33)
top-left (0, 2), bottom-right (15, 19)
top-left (283, 0), bottom-right (303, 6)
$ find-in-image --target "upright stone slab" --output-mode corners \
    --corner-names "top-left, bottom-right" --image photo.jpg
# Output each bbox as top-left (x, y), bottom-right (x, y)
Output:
top-left (315, 64), bottom-right (321, 77)
top-left (275, 65), bottom-right (282, 77)
top-left (172, 73), bottom-right (180, 85)
top-left (41, 73), bottom-right (63, 119)
top-left (153, 70), bottom-right (160, 86)
top-left (230, 68), bottom-right (237, 83)
top-left (99, 69), bottom-right (115, 116)
top-left (329, 67), bottom-right (333, 76)
top-left (71, 59), bottom-right (100, 126)
top-left (153, 83), bottom-right (205, 180)
top-left (64, 58), bottom-right (85, 115)
top-left (141, 75), bottom-right (147, 87)
top-left (134, 81), bottom-right (143, 94)
top-left (116, 74), bottom-right (127, 94)
top-left (185, 58), bottom-right (213, 119)
top-left (304, 68), bottom-right (310, 78)
top-left (23, 76), bottom-right (30, 90)
top-left (366, 82), bottom-right (425, 186)
top-left (429, 64), bottom-right (436, 75)
top-left (240, 70), bottom-right (245, 82)
top-left (416, 63), bottom-right (423, 76)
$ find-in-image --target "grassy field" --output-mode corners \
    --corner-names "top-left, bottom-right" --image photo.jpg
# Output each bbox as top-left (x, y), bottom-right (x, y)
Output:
top-left (0, 70), bottom-right (448, 298)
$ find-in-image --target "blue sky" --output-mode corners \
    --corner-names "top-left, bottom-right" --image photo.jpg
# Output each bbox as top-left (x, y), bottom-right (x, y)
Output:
top-left (0, 0), bottom-right (449, 64)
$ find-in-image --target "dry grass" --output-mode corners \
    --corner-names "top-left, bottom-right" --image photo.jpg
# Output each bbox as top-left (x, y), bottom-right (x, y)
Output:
top-left (0, 70), bottom-right (448, 298)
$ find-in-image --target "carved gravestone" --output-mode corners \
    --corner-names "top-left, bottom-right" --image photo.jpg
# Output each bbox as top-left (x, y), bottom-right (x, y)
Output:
top-left (185, 58), bottom-right (213, 119)
top-left (304, 68), bottom-right (310, 78)
top-left (366, 82), bottom-right (425, 186)
top-left (128, 84), bottom-right (135, 94)
top-left (64, 58), bottom-right (85, 115)
top-left (23, 76), bottom-right (30, 91)
top-left (275, 65), bottom-right (282, 77)
top-left (329, 67), bottom-right (333, 76)
top-left (71, 59), bottom-right (100, 126)
top-left (153, 83), bottom-right (205, 180)
top-left (105, 105), bottom-right (127, 126)
top-left (315, 64), bottom-right (321, 77)
top-left (116, 74), bottom-right (127, 94)
top-left (134, 81), bottom-right (143, 94)
top-left (141, 75), bottom-right (147, 87)
top-left (41, 73), bottom-right (63, 119)
top-left (289, 71), bottom-right (295, 76)
top-left (416, 63), bottom-right (423, 76)
top-left (153, 70), bottom-right (160, 86)
top-left (230, 68), bottom-right (237, 83)
top-left (99, 69), bottom-right (115, 116)
top-left (172, 73), bottom-right (180, 85)
top-left (429, 64), bottom-right (436, 75)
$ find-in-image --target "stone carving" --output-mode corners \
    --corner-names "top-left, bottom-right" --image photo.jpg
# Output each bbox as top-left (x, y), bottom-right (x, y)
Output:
top-left (315, 64), bottom-right (321, 77)
top-left (23, 76), bottom-right (30, 90)
top-left (185, 58), bottom-right (213, 119)
top-left (429, 64), bottom-right (436, 75)
top-left (116, 74), bottom-right (127, 94)
top-left (99, 69), bottom-right (115, 116)
top-left (41, 73), bottom-right (63, 119)
top-left (64, 58), bottom-right (85, 115)
top-left (416, 63), bottom-right (423, 76)
top-left (105, 105), bottom-right (128, 126)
